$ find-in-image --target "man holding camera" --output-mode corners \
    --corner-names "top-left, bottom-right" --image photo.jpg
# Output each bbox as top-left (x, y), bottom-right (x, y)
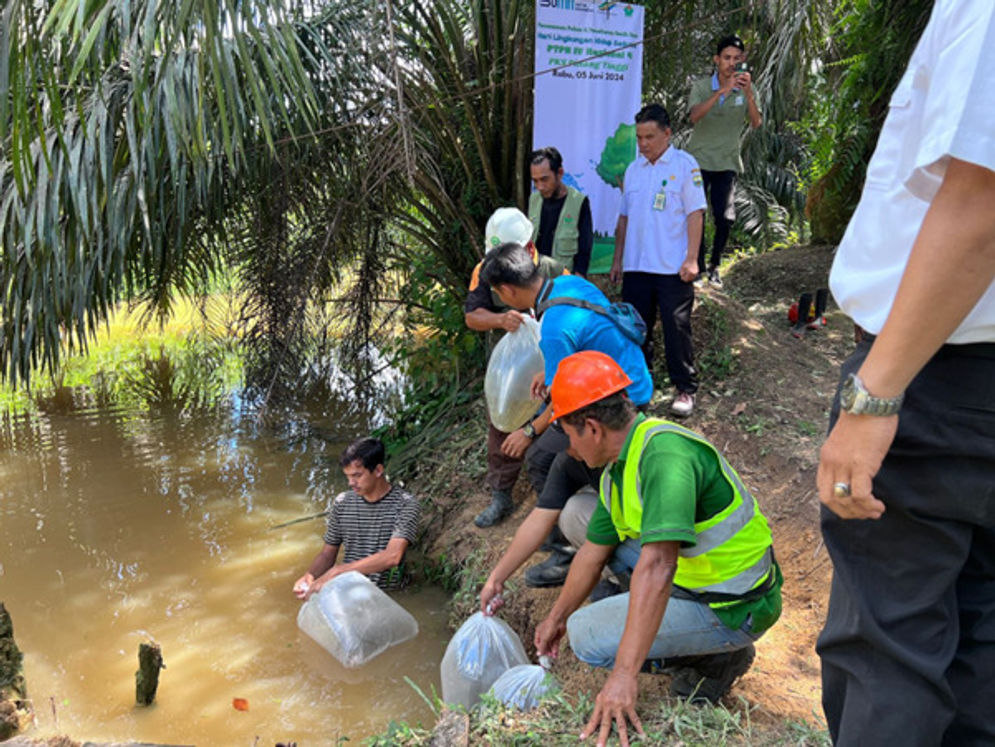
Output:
top-left (687, 35), bottom-right (762, 288)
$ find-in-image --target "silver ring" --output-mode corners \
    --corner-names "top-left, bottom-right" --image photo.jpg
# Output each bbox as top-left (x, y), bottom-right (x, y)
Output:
top-left (833, 482), bottom-right (851, 499)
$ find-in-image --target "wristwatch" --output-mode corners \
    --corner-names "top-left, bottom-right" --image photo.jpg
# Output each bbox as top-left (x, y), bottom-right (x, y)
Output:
top-left (840, 373), bottom-right (904, 416)
top-left (522, 421), bottom-right (537, 439)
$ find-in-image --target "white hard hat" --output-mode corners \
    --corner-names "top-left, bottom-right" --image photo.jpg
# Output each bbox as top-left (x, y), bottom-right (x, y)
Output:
top-left (484, 207), bottom-right (534, 253)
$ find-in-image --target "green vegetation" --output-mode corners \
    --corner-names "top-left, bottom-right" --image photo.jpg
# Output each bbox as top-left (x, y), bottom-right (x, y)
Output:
top-left (366, 688), bottom-right (831, 746)
top-left (0, 300), bottom-right (241, 415)
top-left (2, 0), bottom-right (920, 398)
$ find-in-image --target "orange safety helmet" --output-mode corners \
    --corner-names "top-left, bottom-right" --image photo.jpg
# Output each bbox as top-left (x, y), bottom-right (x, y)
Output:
top-left (550, 351), bottom-right (632, 421)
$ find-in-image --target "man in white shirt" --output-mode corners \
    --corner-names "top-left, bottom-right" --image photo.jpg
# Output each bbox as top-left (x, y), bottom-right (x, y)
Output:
top-left (817, 3), bottom-right (995, 744)
top-left (610, 103), bottom-right (706, 417)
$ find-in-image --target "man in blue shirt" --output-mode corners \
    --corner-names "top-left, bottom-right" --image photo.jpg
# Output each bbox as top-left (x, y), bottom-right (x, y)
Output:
top-left (480, 242), bottom-right (653, 436)
top-left (479, 241), bottom-right (655, 586)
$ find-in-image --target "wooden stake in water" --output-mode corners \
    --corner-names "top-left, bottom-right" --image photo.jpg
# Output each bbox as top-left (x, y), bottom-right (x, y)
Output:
top-left (136, 642), bottom-right (165, 706)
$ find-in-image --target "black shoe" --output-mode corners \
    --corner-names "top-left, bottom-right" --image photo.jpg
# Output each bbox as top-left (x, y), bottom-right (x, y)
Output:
top-left (589, 578), bottom-right (623, 603)
top-left (524, 550), bottom-right (574, 588)
top-left (539, 525), bottom-right (569, 553)
top-left (708, 266), bottom-right (722, 288)
top-left (669, 644), bottom-right (756, 704)
top-left (474, 490), bottom-right (513, 528)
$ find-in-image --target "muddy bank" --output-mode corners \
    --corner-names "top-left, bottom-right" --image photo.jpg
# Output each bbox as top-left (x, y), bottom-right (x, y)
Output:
top-left (1, 604), bottom-right (31, 741)
top-left (409, 246), bottom-right (842, 739)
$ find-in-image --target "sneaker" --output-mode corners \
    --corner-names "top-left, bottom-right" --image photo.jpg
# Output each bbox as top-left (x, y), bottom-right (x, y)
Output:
top-left (669, 644), bottom-right (756, 704)
top-left (473, 490), bottom-right (513, 528)
top-left (670, 391), bottom-right (695, 418)
top-left (806, 316), bottom-right (827, 330)
top-left (524, 549), bottom-right (574, 588)
top-left (708, 267), bottom-right (723, 288)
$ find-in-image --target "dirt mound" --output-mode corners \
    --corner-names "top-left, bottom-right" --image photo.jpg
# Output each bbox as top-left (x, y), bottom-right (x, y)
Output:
top-left (423, 245), bottom-right (847, 731)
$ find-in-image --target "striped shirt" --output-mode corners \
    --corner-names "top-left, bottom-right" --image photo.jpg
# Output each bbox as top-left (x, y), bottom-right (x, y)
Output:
top-left (322, 485), bottom-right (420, 590)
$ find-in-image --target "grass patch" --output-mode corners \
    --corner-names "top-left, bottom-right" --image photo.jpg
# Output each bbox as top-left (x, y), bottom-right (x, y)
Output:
top-left (364, 687), bottom-right (831, 746)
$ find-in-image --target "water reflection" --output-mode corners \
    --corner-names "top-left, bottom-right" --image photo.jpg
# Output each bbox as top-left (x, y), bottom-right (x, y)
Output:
top-left (0, 381), bottom-right (446, 744)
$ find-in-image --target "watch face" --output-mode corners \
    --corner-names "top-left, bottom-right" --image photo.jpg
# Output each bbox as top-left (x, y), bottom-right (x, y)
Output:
top-left (840, 375), bottom-right (857, 411)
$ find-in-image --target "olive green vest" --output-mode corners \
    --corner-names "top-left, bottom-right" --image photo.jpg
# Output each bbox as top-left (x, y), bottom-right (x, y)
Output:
top-left (599, 418), bottom-right (774, 602)
top-left (528, 186), bottom-right (585, 271)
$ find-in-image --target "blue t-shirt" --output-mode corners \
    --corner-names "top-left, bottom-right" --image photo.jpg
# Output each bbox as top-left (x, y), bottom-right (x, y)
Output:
top-left (538, 276), bottom-right (654, 406)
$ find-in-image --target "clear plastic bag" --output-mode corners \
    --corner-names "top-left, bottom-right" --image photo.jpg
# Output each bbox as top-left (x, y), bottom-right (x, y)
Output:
top-left (484, 317), bottom-right (544, 433)
top-left (440, 612), bottom-right (530, 709)
top-left (297, 571), bottom-right (419, 668)
top-left (489, 661), bottom-right (559, 711)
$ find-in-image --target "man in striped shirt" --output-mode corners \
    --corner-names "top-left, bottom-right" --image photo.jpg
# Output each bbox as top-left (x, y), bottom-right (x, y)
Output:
top-left (293, 438), bottom-right (420, 596)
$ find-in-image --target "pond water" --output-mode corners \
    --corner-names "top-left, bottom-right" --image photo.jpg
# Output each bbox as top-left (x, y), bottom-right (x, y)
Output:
top-left (0, 398), bottom-right (449, 745)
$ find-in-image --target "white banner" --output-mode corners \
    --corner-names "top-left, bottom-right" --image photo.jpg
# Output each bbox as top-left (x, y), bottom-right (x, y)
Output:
top-left (533, 1), bottom-right (644, 273)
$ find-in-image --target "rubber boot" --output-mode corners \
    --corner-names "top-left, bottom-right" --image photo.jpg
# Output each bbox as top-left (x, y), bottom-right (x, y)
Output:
top-left (792, 292), bottom-right (812, 338)
top-left (474, 489), bottom-right (513, 528)
top-left (807, 288), bottom-right (828, 329)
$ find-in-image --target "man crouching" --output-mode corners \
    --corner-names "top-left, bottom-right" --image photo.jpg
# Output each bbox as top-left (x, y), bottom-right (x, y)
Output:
top-left (534, 351), bottom-right (781, 746)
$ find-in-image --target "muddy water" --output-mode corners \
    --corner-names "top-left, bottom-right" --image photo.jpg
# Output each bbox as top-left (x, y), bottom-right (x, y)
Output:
top-left (0, 403), bottom-right (449, 744)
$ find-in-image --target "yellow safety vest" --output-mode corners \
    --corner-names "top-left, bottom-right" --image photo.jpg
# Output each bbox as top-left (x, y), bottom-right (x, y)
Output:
top-left (599, 418), bottom-right (774, 601)
top-left (528, 186), bottom-right (585, 270)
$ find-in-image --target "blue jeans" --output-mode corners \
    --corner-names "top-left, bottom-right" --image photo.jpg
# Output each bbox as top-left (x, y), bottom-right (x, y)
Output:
top-left (567, 538), bottom-right (756, 668)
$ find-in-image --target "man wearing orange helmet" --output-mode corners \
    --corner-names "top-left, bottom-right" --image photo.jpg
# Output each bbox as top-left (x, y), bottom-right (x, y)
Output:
top-left (534, 351), bottom-right (781, 744)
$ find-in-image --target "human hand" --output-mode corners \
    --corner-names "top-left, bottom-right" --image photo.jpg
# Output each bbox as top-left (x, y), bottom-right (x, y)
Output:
top-left (501, 428), bottom-right (533, 459)
top-left (534, 616), bottom-right (566, 658)
top-left (480, 578), bottom-right (504, 616)
top-left (718, 75), bottom-right (738, 95)
top-left (530, 371), bottom-right (548, 401)
top-left (501, 310), bottom-right (525, 333)
top-left (609, 259), bottom-right (623, 285)
top-left (735, 71), bottom-right (753, 92)
top-left (679, 258), bottom-right (699, 284)
top-left (818, 411), bottom-right (896, 519)
top-left (580, 669), bottom-right (645, 747)
top-left (293, 574), bottom-right (314, 600)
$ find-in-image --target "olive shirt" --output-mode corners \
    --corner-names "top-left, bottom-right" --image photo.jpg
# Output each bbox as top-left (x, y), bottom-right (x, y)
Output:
top-left (686, 74), bottom-right (752, 173)
top-left (586, 413), bottom-right (782, 633)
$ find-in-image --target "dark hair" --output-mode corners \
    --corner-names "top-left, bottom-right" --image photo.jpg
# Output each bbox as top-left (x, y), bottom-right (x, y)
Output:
top-left (634, 103), bottom-right (671, 131)
top-left (560, 391), bottom-right (635, 432)
top-left (716, 35), bottom-right (745, 56)
top-left (530, 146), bottom-right (563, 173)
top-left (479, 241), bottom-right (540, 288)
top-left (340, 437), bottom-right (386, 471)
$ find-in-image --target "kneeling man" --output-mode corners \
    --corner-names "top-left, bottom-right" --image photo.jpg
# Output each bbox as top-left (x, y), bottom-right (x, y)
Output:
top-left (535, 351), bottom-right (781, 743)
top-left (293, 437), bottom-right (420, 598)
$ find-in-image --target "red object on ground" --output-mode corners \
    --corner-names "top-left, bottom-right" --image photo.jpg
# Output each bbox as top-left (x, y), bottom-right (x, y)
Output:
top-left (233, 698), bottom-right (249, 711)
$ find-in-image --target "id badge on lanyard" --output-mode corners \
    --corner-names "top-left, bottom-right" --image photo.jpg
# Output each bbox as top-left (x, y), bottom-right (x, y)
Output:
top-left (653, 178), bottom-right (668, 211)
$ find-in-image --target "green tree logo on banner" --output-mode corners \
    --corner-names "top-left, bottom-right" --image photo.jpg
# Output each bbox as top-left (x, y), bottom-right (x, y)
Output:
top-left (596, 123), bottom-right (636, 189)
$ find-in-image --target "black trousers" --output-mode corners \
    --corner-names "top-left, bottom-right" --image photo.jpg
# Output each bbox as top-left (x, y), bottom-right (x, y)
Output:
top-left (526, 422), bottom-right (570, 495)
top-left (818, 339), bottom-right (995, 746)
top-left (697, 169), bottom-right (736, 273)
top-left (621, 271), bottom-right (697, 393)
